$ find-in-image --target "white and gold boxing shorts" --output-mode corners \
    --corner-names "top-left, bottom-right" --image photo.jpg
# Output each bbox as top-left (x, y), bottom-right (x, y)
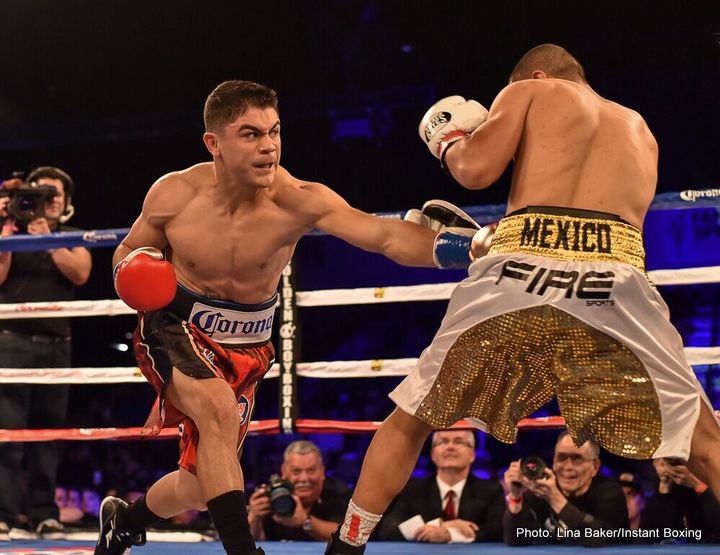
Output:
top-left (390, 207), bottom-right (716, 460)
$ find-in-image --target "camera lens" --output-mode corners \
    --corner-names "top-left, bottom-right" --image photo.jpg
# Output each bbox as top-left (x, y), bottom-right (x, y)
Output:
top-left (520, 455), bottom-right (547, 480)
top-left (270, 488), bottom-right (296, 517)
top-left (8, 190), bottom-right (43, 224)
top-left (266, 475), bottom-right (296, 517)
top-left (18, 197), bottom-right (38, 211)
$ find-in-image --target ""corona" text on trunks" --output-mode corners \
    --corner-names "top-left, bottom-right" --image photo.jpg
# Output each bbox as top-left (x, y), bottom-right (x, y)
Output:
top-left (187, 298), bottom-right (277, 344)
top-left (191, 310), bottom-right (274, 337)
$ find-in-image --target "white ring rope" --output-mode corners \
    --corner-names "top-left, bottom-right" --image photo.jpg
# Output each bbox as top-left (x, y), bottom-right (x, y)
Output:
top-left (1, 348), bottom-right (718, 384)
top-left (0, 358), bottom-right (418, 384)
top-left (0, 265), bottom-right (718, 320)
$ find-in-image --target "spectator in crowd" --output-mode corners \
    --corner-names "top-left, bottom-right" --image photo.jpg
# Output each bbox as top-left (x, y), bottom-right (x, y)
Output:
top-left (54, 488), bottom-right (67, 513)
top-left (641, 458), bottom-right (720, 543)
top-left (503, 431), bottom-right (628, 547)
top-left (379, 429), bottom-right (504, 543)
top-left (55, 487), bottom-right (104, 530)
top-left (0, 167), bottom-right (91, 541)
top-left (248, 440), bottom-right (350, 541)
top-left (80, 489), bottom-right (101, 527)
top-left (55, 487), bottom-right (83, 526)
top-left (618, 472), bottom-right (646, 530)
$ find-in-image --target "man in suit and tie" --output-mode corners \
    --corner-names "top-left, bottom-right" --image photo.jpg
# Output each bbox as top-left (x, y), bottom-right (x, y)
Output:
top-left (378, 429), bottom-right (504, 543)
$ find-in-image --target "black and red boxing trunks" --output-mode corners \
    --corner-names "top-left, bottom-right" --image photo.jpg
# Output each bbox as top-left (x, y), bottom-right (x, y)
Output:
top-left (133, 283), bottom-right (277, 474)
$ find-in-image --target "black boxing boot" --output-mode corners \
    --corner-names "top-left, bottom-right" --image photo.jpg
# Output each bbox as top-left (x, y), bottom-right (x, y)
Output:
top-left (94, 497), bottom-right (146, 555)
top-left (324, 530), bottom-right (366, 555)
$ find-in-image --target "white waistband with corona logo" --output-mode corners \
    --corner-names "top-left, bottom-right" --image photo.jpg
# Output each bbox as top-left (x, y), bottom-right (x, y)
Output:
top-left (188, 301), bottom-right (276, 344)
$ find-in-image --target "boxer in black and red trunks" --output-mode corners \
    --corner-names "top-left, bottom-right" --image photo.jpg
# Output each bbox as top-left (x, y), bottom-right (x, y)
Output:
top-left (96, 80), bottom-right (440, 555)
top-left (134, 284), bottom-right (276, 475)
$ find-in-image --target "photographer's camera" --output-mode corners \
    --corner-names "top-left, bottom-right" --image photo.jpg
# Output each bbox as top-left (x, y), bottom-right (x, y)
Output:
top-left (262, 474), bottom-right (296, 517)
top-left (0, 174), bottom-right (59, 225)
top-left (520, 455), bottom-right (547, 481)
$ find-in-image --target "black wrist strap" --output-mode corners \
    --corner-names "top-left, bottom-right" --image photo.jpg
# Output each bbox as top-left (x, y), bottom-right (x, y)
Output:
top-left (440, 139), bottom-right (460, 180)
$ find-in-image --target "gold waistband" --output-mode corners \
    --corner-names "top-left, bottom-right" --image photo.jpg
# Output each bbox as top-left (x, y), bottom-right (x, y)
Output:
top-left (487, 212), bottom-right (646, 270)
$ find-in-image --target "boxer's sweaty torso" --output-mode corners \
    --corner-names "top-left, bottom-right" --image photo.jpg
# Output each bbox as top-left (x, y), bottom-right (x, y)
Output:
top-left (505, 79), bottom-right (658, 230)
top-left (157, 164), bottom-right (310, 303)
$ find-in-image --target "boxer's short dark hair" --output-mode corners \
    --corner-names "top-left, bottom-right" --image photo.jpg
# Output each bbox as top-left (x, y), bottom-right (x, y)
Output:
top-left (510, 44), bottom-right (587, 84)
top-left (204, 80), bottom-right (279, 132)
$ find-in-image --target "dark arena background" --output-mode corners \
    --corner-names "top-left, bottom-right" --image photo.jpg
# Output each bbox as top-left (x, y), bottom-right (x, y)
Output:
top-left (0, 1), bottom-right (719, 553)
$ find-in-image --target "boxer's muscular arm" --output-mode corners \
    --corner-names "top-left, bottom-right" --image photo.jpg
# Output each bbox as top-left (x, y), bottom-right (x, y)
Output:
top-left (113, 175), bottom-right (181, 267)
top-left (444, 81), bottom-right (533, 190)
top-left (113, 175), bottom-right (182, 311)
top-left (295, 182), bottom-right (437, 267)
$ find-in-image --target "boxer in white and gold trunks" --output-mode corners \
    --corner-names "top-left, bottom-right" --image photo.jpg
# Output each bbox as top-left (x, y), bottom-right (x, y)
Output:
top-left (326, 44), bottom-right (720, 554)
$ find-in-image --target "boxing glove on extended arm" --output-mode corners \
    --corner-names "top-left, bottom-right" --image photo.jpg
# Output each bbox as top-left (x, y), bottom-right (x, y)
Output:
top-left (404, 200), bottom-right (496, 269)
top-left (433, 224), bottom-right (496, 269)
top-left (404, 199), bottom-right (481, 232)
top-left (113, 247), bottom-right (176, 311)
top-left (418, 96), bottom-right (488, 169)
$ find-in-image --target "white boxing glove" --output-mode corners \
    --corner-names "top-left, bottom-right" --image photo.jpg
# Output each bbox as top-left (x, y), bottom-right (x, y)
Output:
top-left (404, 199), bottom-right (480, 232)
top-left (418, 96), bottom-right (488, 165)
top-left (470, 222), bottom-right (498, 259)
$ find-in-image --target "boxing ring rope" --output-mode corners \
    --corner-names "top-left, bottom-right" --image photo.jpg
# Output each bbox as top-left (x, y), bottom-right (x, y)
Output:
top-left (0, 189), bottom-right (718, 254)
top-left (0, 417), bottom-right (568, 444)
top-left (0, 189), bottom-right (718, 443)
top-left (0, 260), bottom-right (718, 318)
top-left (2, 342), bottom-right (719, 385)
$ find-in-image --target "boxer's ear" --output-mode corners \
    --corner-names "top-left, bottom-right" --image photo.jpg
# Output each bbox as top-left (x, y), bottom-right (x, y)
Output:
top-left (203, 132), bottom-right (220, 156)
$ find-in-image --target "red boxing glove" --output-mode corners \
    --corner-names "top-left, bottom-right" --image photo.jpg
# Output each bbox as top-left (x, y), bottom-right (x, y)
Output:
top-left (113, 247), bottom-right (176, 311)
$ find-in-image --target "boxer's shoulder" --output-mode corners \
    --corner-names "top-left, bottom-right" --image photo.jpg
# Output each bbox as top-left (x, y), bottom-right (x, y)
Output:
top-left (272, 167), bottom-right (335, 211)
top-left (273, 165), bottom-right (322, 192)
top-left (271, 178), bottom-right (347, 234)
top-left (146, 165), bottom-right (204, 203)
top-left (140, 167), bottom-right (203, 228)
top-left (173, 163), bottom-right (213, 192)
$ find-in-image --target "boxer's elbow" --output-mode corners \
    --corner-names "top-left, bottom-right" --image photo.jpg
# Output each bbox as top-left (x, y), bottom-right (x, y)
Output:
top-left (451, 158), bottom-right (500, 190)
top-left (448, 137), bottom-right (510, 190)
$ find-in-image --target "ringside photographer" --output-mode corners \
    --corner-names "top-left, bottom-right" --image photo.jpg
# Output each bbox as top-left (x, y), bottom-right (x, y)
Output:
top-left (0, 166), bottom-right (92, 541)
top-left (641, 458), bottom-right (720, 542)
top-left (247, 441), bottom-right (350, 542)
top-left (503, 431), bottom-right (628, 547)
